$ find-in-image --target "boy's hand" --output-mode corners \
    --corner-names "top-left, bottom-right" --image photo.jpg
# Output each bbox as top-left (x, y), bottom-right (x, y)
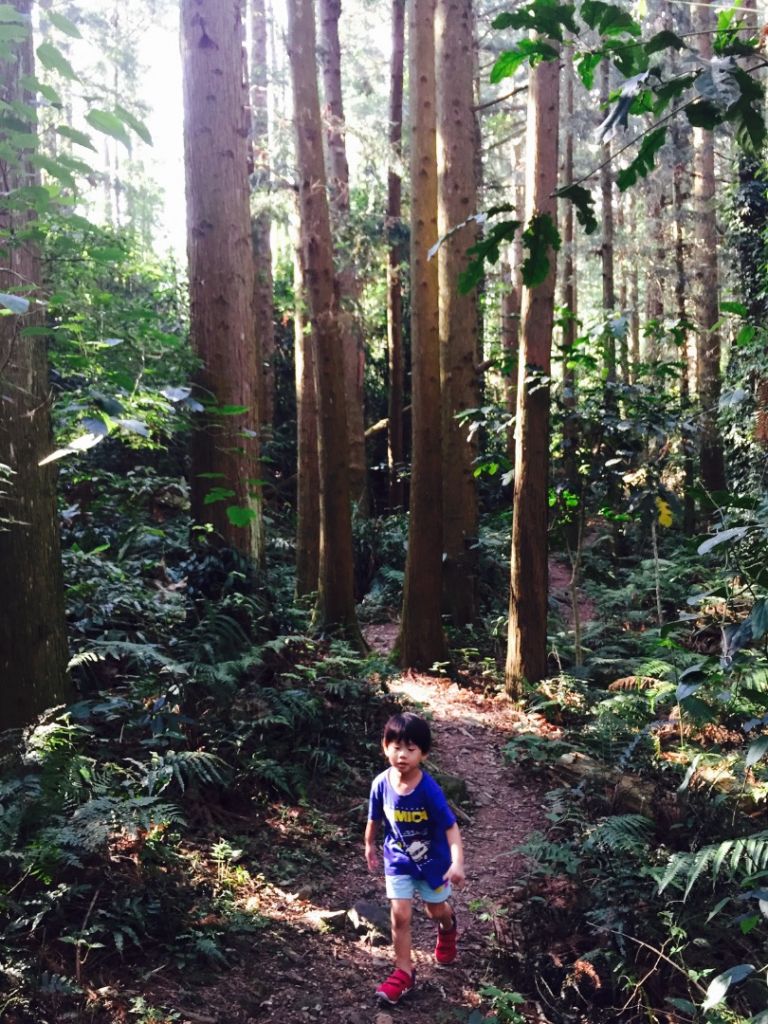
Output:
top-left (443, 861), bottom-right (466, 888)
top-left (365, 845), bottom-right (379, 872)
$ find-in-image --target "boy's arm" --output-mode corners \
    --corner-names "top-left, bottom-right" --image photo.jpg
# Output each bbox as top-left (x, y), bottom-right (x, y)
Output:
top-left (364, 819), bottom-right (379, 872)
top-left (442, 822), bottom-right (465, 887)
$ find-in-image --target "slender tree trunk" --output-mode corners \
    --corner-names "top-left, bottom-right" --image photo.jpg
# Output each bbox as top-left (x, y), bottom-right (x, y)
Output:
top-left (287, 0), bottom-right (362, 644)
top-left (386, 0), bottom-right (406, 510)
top-left (436, 0), bottom-right (479, 626)
top-left (294, 226), bottom-right (320, 596)
top-left (182, 0), bottom-right (263, 561)
top-left (250, 0), bottom-right (275, 430)
top-left (503, 141), bottom-right (525, 463)
top-left (561, 50), bottom-right (578, 506)
top-left (397, 0), bottom-right (448, 668)
top-left (692, 0), bottom-right (726, 492)
top-left (628, 190), bottom-right (640, 380)
top-left (317, 0), bottom-right (368, 511)
top-left (0, 0), bottom-right (71, 728)
top-left (600, 62), bottom-right (616, 384)
top-left (505, 49), bottom-right (560, 695)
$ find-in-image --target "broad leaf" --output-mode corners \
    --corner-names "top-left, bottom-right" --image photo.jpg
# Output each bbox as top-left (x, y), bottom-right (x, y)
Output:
top-left (57, 125), bottom-right (97, 152)
top-left (750, 598), bottom-right (768, 641)
top-left (46, 10), bottom-right (82, 38)
top-left (20, 73), bottom-right (61, 106)
top-left (697, 526), bottom-right (749, 555)
top-left (30, 154), bottom-right (76, 188)
top-left (115, 104), bottom-right (152, 146)
top-left (36, 41), bottom-right (78, 81)
top-left (645, 29), bottom-right (684, 55)
top-left (576, 51), bottom-right (602, 89)
top-left (86, 109), bottom-right (131, 147)
top-left (701, 964), bottom-right (754, 1012)
top-left (39, 431), bottom-right (106, 465)
top-left (491, 39), bottom-right (559, 82)
top-left (459, 219), bottom-right (521, 293)
top-left (521, 212), bottom-right (561, 286)
top-left (556, 183), bottom-right (598, 233)
top-left (581, 0), bottom-right (640, 36)
top-left (492, 0), bottom-right (577, 42)
top-left (617, 126), bottom-right (667, 191)
top-left (226, 505), bottom-right (259, 527)
top-left (0, 292), bottom-right (29, 314)
top-left (685, 98), bottom-right (724, 130)
top-left (745, 736), bottom-right (768, 768)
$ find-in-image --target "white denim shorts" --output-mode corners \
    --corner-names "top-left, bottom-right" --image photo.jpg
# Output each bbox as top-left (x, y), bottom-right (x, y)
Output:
top-left (385, 874), bottom-right (452, 902)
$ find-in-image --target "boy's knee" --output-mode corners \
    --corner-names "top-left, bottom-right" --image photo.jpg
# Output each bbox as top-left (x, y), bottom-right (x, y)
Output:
top-left (390, 900), bottom-right (412, 926)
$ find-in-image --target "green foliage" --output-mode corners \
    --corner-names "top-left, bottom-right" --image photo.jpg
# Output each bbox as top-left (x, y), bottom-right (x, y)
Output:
top-left (616, 125), bottom-right (667, 191)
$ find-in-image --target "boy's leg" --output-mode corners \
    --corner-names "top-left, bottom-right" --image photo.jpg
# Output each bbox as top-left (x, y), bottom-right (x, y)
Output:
top-left (425, 899), bottom-right (454, 930)
top-left (390, 898), bottom-right (414, 974)
top-left (423, 888), bottom-right (458, 965)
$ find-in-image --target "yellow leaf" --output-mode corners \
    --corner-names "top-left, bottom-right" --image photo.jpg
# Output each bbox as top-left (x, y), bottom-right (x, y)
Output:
top-left (656, 496), bottom-right (673, 528)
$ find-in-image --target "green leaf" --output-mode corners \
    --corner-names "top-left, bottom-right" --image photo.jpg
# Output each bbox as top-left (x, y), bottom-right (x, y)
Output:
top-left (0, 4), bottom-right (27, 23)
top-left (701, 964), bottom-right (754, 1012)
top-left (491, 38), bottom-right (559, 82)
top-left (556, 183), bottom-right (598, 233)
top-left (617, 126), bottom-right (667, 191)
top-left (746, 736), bottom-right (768, 768)
top-left (0, 20), bottom-right (28, 42)
top-left (720, 300), bottom-right (747, 315)
top-left (114, 104), bottom-right (152, 146)
top-left (56, 125), bottom-right (97, 152)
top-left (0, 292), bottom-right (29, 314)
top-left (492, 0), bottom-right (577, 42)
top-left (20, 73), bottom-right (61, 106)
top-left (30, 154), bottom-right (76, 188)
top-left (575, 51), bottom-right (602, 89)
top-left (86, 109), bottom-right (131, 147)
top-left (36, 41), bottom-right (78, 81)
top-left (581, 0), bottom-right (640, 36)
top-left (459, 219), bottom-right (521, 293)
top-left (645, 29), bottom-right (685, 55)
top-left (685, 99), bottom-right (723, 130)
top-left (203, 487), bottom-right (237, 505)
top-left (653, 74), bottom-right (697, 114)
top-left (226, 505), bottom-right (259, 527)
top-left (521, 211), bottom-right (561, 286)
top-left (46, 10), bottom-right (82, 38)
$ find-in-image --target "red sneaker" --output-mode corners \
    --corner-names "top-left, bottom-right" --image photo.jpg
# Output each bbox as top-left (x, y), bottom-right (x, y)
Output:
top-left (435, 915), bottom-right (458, 965)
top-left (376, 967), bottom-right (415, 1004)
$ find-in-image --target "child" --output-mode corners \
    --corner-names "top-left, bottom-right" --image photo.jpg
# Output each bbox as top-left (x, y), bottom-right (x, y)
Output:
top-left (365, 712), bottom-right (465, 1005)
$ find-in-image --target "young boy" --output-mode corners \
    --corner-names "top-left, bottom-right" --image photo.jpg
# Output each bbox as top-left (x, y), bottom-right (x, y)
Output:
top-left (365, 712), bottom-right (465, 1005)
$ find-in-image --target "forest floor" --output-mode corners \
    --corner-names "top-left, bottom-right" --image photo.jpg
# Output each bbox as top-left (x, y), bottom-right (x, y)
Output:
top-left (138, 560), bottom-right (589, 1024)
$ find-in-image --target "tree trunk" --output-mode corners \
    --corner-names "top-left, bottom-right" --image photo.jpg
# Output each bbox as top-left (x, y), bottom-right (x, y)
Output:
top-left (436, 0), bottom-right (479, 627)
top-left (397, 0), bottom-right (448, 668)
top-left (182, 0), bottom-right (263, 561)
top-left (505, 49), bottom-right (560, 695)
top-left (287, 0), bottom-right (362, 644)
top-left (561, 50), bottom-right (578, 508)
top-left (0, 0), bottom-right (71, 729)
top-left (386, 0), bottom-right (406, 510)
top-left (317, 0), bottom-right (368, 511)
top-left (250, 0), bottom-right (275, 430)
top-left (692, 0), bottom-right (726, 493)
top-left (600, 62), bottom-right (616, 383)
top-left (293, 225), bottom-right (320, 597)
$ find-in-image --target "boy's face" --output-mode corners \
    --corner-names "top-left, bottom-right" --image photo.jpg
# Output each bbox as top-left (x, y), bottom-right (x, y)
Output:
top-left (383, 737), bottom-right (426, 779)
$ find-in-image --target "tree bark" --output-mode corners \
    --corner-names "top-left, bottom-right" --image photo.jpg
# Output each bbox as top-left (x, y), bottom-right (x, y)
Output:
top-left (293, 223), bottom-right (320, 597)
top-left (397, 0), bottom-right (448, 668)
top-left (692, 0), bottom-right (726, 493)
top-left (287, 0), bottom-right (362, 644)
top-left (0, 0), bottom-right (71, 729)
top-left (386, 0), bottom-right (406, 510)
top-left (182, 0), bottom-right (263, 561)
top-left (317, 0), bottom-right (368, 511)
top-left (250, 0), bottom-right (275, 430)
top-left (436, 0), bottom-right (479, 626)
top-left (560, 50), bottom-right (578, 507)
top-left (505, 49), bottom-right (560, 695)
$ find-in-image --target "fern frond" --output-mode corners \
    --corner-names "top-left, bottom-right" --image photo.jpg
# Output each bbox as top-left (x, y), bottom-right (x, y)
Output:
top-left (608, 676), bottom-right (660, 692)
top-left (584, 814), bottom-right (654, 854)
top-left (658, 830), bottom-right (768, 899)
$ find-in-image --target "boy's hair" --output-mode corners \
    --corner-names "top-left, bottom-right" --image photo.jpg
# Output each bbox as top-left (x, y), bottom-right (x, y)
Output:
top-left (382, 712), bottom-right (431, 753)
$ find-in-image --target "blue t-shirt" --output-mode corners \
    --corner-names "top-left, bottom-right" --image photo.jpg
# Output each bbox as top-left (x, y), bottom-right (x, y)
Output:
top-left (368, 768), bottom-right (457, 889)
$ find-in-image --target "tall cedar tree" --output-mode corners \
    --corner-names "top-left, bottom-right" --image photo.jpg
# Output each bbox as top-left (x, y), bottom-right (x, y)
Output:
top-left (0, 0), bottom-right (71, 728)
top-left (397, 0), bottom-right (449, 668)
top-left (250, 0), bottom-right (276, 429)
top-left (560, 52), bottom-right (579, 530)
top-left (293, 226), bottom-right (320, 596)
top-left (287, 0), bottom-right (362, 644)
top-left (505, 47), bottom-right (560, 694)
top-left (436, 0), bottom-right (479, 626)
top-left (318, 0), bottom-right (368, 510)
top-left (386, 0), bottom-right (406, 510)
top-left (181, 0), bottom-right (263, 560)
top-left (692, 0), bottom-right (726, 491)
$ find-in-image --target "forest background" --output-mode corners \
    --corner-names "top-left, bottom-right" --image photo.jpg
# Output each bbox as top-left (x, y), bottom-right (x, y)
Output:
top-left (1, 0), bottom-right (768, 1020)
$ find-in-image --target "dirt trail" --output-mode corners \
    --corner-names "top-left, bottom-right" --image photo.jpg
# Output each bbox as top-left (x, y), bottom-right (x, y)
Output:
top-left (234, 632), bottom-right (551, 1024)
